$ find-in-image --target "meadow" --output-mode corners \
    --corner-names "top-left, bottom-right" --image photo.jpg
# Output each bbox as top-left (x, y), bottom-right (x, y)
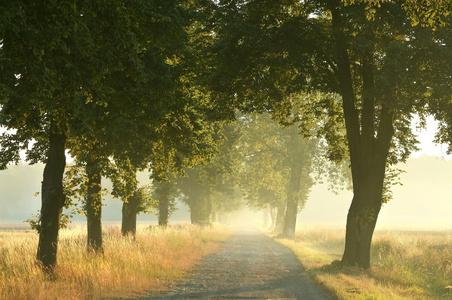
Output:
top-left (276, 227), bottom-right (452, 299)
top-left (0, 224), bottom-right (229, 299)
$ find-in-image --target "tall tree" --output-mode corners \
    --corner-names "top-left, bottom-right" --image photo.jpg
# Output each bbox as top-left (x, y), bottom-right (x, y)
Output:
top-left (85, 156), bottom-right (104, 253)
top-left (0, 0), bottom-right (198, 269)
top-left (0, 1), bottom-right (91, 270)
top-left (106, 158), bottom-right (140, 236)
top-left (237, 113), bottom-right (319, 236)
top-left (202, 0), bottom-right (444, 268)
top-left (177, 122), bottom-right (242, 225)
top-left (63, 155), bottom-right (106, 253)
top-left (153, 174), bottom-right (179, 227)
top-left (326, 1), bottom-right (438, 268)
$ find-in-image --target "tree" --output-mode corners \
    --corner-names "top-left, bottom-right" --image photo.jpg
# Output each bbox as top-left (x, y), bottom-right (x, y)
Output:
top-left (122, 185), bottom-right (154, 237)
top-left (63, 156), bottom-right (107, 253)
top-left (177, 167), bottom-right (212, 225)
top-left (177, 122), bottom-right (242, 225)
top-left (326, 1), bottom-right (439, 268)
top-left (238, 114), bottom-right (290, 233)
top-left (202, 0), bottom-right (444, 268)
top-left (0, 1), bottom-right (94, 270)
top-left (153, 174), bottom-right (179, 227)
top-left (106, 158), bottom-right (141, 237)
top-left (0, 0), bottom-right (197, 269)
top-left (237, 113), bottom-right (319, 236)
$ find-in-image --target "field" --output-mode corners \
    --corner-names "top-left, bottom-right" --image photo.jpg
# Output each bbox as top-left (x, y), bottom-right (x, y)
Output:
top-left (276, 227), bottom-right (452, 299)
top-left (0, 223), bottom-right (230, 300)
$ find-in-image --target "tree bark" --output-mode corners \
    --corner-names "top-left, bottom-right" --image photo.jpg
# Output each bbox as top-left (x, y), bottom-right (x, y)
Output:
top-left (85, 159), bottom-right (103, 253)
top-left (122, 192), bottom-right (138, 237)
top-left (282, 162), bottom-right (302, 238)
top-left (269, 207), bottom-right (277, 231)
top-left (158, 182), bottom-right (171, 227)
top-left (331, 4), bottom-right (395, 268)
top-left (189, 190), bottom-right (212, 226)
top-left (36, 130), bottom-right (66, 271)
top-left (262, 207), bottom-right (270, 229)
top-left (273, 204), bottom-right (285, 235)
top-left (341, 177), bottom-right (382, 268)
top-left (281, 196), bottom-right (298, 238)
top-left (158, 197), bottom-right (170, 227)
top-left (341, 125), bottom-right (392, 268)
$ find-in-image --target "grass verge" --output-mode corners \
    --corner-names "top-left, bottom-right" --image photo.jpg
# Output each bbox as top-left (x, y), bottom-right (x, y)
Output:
top-left (0, 224), bottom-right (230, 299)
top-left (275, 227), bottom-right (452, 300)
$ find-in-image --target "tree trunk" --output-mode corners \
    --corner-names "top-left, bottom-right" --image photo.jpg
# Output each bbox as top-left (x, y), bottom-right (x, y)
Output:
top-left (190, 203), bottom-right (211, 226)
top-left (281, 196), bottom-right (298, 238)
top-left (189, 204), bottom-right (201, 225)
top-left (282, 163), bottom-right (302, 238)
top-left (269, 206), bottom-right (277, 231)
top-left (122, 192), bottom-right (138, 237)
top-left (341, 167), bottom-right (385, 268)
top-left (211, 210), bottom-right (218, 223)
top-left (262, 207), bottom-right (270, 229)
top-left (85, 159), bottom-right (103, 253)
top-left (331, 4), bottom-right (395, 269)
top-left (189, 191), bottom-right (211, 226)
top-left (157, 181), bottom-right (171, 227)
top-left (273, 204), bottom-right (285, 235)
top-left (36, 130), bottom-right (66, 271)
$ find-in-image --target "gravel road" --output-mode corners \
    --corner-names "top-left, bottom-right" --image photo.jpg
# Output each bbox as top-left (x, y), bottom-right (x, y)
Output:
top-left (144, 226), bottom-right (333, 300)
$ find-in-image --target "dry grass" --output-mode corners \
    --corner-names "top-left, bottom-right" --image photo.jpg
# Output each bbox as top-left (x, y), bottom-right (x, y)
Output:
top-left (0, 224), bottom-right (230, 299)
top-left (275, 227), bottom-right (452, 300)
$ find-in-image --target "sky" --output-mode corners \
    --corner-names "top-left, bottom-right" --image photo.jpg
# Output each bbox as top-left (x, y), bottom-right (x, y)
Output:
top-left (410, 115), bottom-right (452, 160)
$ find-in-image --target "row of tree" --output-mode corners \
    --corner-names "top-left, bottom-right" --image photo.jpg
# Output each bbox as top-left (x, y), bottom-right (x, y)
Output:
top-left (197, 0), bottom-right (452, 269)
top-left (1, 0), bottom-right (452, 271)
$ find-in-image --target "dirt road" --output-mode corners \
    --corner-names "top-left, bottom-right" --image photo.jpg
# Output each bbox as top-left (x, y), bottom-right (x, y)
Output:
top-left (145, 227), bottom-right (332, 299)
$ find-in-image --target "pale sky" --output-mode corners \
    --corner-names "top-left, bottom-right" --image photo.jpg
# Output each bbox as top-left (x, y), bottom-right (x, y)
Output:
top-left (411, 115), bottom-right (452, 160)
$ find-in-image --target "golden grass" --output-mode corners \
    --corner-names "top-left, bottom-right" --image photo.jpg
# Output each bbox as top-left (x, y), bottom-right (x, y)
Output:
top-left (0, 224), bottom-right (230, 299)
top-left (275, 227), bottom-right (452, 300)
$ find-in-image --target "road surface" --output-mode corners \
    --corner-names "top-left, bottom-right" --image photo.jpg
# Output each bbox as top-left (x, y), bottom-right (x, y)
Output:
top-left (144, 227), bottom-right (333, 299)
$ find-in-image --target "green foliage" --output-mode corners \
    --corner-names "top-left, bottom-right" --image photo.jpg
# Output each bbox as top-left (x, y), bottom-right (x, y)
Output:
top-left (25, 212), bottom-right (43, 234)
top-left (105, 158), bottom-right (138, 201)
top-left (342, 0), bottom-right (452, 27)
top-left (176, 121), bottom-right (243, 222)
top-left (63, 164), bottom-right (109, 216)
top-left (401, 0), bottom-right (452, 28)
top-left (103, 158), bottom-right (157, 216)
top-left (381, 166), bottom-right (405, 204)
top-left (152, 176), bottom-right (180, 217)
top-left (0, 0), bottom-right (220, 191)
top-left (237, 112), bottom-right (321, 212)
top-left (135, 185), bottom-right (158, 216)
top-left (26, 165), bottom-right (88, 233)
top-left (4, 0), bottom-right (452, 242)
top-left (199, 0), bottom-right (317, 119)
top-left (294, 92), bottom-right (348, 163)
top-left (26, 208), bottom-right (81, 233)
top-left (204, 0), bottom-right (451, 165)
top-left (63, 165), bottom-right (88, 207)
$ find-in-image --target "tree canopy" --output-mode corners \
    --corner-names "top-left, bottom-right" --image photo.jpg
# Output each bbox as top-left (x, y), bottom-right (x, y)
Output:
top-left (197, 0), bottom-right (452, 267)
